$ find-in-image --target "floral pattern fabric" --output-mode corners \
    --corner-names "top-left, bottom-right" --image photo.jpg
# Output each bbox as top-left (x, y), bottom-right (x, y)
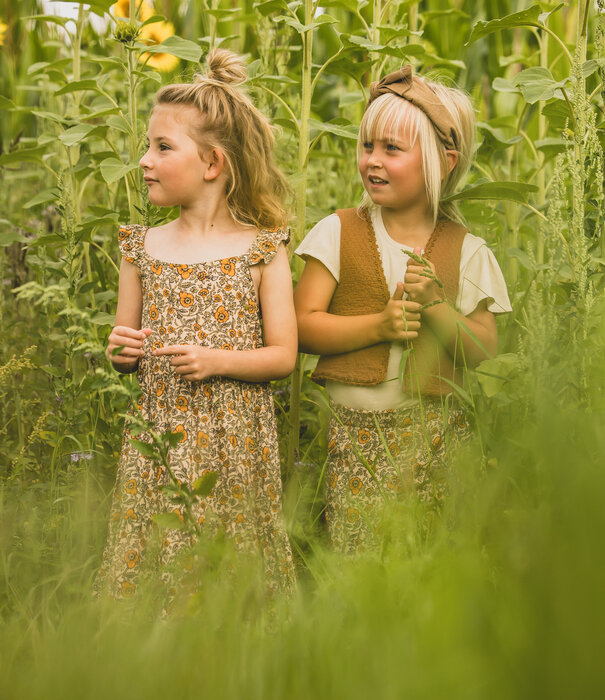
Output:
top-left (325, 397), bottom-right (470, 553)
top-left (96, 225), bottom-right (295, 599)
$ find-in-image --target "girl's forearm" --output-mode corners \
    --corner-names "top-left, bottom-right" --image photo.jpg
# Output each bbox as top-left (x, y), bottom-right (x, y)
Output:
top-left (421, 302), bottom-right (497, 367)
top-left (297, 310), bottom-right (387, 355)
top-left (211, 345), bottom-right (296, 381)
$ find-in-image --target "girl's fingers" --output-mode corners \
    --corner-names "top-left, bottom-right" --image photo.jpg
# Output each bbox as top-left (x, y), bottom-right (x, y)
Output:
top-left (153, 344), bottom-right (188, 356)
top-left (113, 326), bottom-right (149, 339)
top-left (109, 345), bottom-right (142, 357)
top-left (110, 335), bottom-right (145, 349)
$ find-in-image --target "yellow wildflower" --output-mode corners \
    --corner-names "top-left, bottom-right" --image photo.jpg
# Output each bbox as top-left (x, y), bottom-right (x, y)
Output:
top-left (0, 21), bottom-right (8, 46)
top-left (139, 20), bottom-right (179, 73)
top-left (112, 0), bottom-right (154, 21)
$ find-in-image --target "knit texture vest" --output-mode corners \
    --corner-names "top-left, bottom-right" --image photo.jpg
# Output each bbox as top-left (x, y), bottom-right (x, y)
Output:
top-left (312, 208), bottom-right (467, 397)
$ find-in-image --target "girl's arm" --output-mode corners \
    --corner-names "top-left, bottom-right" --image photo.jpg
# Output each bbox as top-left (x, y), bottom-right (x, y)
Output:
top-left (405, 258), bottom-right (497, 366)
top-left (106, 258), bottom-right (151, 373)
top-left (294, 256), bottom-right (421, 355)
top-left (153, 245), bottom-right (297, 381)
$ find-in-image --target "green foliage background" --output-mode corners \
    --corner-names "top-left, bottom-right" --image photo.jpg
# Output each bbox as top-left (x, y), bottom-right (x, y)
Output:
top-left (0, 1), bottom-right (604, 698)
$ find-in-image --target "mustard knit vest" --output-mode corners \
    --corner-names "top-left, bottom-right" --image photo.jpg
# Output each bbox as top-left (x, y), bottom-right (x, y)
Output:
top-left (311, 208), bottom-right (467, 397)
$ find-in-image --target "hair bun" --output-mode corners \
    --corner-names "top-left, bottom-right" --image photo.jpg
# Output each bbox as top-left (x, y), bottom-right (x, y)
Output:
top-left (204, 48), bottom-right (247, 86)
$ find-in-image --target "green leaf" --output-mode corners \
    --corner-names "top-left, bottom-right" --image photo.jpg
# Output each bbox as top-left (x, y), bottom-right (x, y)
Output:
top-left (477, 122), bottom-right (523, 154)
top-left (205, 8), bottom-right (241, 18)
top-left (582, 59), bottom-right (603, 79)
top-left (143, 35), bottom-right (202, 63)
top-left (152, 512), bottom-right (185, 530)
top-left (0, 230), bottom-right (28, 246)
top-left (106, 115), bottom-right (132, 135)
top-left (253, 0), bottom-right (291, 16)
top-left (164, 430), bottom-right (184, 448)
top-left (60, 0), bottom-right (115, 14)
top-left (31, 110), bottom-right (68, 124)
top-left (339, 33), bottom-right (423, 59)
top-left (320, 0), bottom-right (368, 12)
top-left (24, 188), bottom-right (59, 209)
top-left (58, 123), bottom-right (99, 147)
top-left (0, 145), bottom-right (48, 166)
top-left (0, 96), bottom-right (15, 110)
top-left (423, 9), bottom-right (469, 21)
top-left (130, 439), bottom-right (157, 458)
top-left (511, 67), bottom-right (567, 104)
top-left (467, 5), bottom-right (543, 44)
top-left (272, 15), bottom-right (306, 33)
top-left (541, 100), bottom-right (571, 128)
top-left (90, 312), bottom-right (115, 326)
top-left (492, 77), bottom-right (519, 94)
top-left (55, 80), bottom-right (102, 96)
top-left (443, 180), bottom-right (538, 204)
top-left (339, 91), bottom-right (364, 107)
top-left (309, 118), bottom-right (358, 140)
top-left (475, 354), bottom-right (519, 398)
top-left (193, 471), bottom-right (219, 498)
top-left (99, 158), bottom-right (138, 184)
top-left (506, 247), bottom-right (535, 271)
top-left (25, 14), bottom-right (72, 29)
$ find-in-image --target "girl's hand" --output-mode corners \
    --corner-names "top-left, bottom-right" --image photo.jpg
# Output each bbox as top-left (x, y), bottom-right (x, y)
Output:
top-left (404, 248), bottom-right (443, 307)
top-left (153, 345), bottom-right (222, 381)
top-left (107, 326), bottom-right (152, 367)
top-left (379, 282), bottom-right (422, 342)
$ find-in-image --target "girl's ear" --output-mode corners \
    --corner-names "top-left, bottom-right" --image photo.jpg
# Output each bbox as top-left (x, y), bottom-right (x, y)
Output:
top-left (202, 148), bottom-right (225, 182)
top-left (445, 149), bottom-right (458, 176)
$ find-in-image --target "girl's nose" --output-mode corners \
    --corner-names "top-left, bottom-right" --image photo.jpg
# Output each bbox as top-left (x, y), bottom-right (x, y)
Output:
top-left (139, 149), bottom-right (151, 169)
top-left (366, 150), bottom-right (382, 167)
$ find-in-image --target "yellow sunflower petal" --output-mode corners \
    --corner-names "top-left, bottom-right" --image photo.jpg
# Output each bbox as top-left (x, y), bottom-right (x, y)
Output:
top-left (112, 0), bottom-right (154, 21)
top-left (139, 20), bottom-right (179, 73)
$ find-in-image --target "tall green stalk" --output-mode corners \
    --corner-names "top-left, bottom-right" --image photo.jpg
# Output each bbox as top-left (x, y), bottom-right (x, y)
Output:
top-left (286, 0), bottom-right (315, 476)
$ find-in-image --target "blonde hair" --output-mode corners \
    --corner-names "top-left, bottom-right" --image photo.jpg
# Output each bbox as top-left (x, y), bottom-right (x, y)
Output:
top-left (153, 49), bottom-right (289, 230)
top-left (358, 77), bottom-right (475, 225)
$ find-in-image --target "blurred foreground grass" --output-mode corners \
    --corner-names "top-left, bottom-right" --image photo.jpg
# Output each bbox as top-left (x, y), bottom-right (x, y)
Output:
top-left (1, 366), bottom-right (604, 700)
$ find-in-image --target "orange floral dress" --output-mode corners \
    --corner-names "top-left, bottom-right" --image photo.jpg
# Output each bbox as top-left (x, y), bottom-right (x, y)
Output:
top-left (96, 225), bottom-right (295, 599)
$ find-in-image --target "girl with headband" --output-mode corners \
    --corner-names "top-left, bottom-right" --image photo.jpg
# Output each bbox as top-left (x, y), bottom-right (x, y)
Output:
top-left (294, 66), bottom-right (511, 552)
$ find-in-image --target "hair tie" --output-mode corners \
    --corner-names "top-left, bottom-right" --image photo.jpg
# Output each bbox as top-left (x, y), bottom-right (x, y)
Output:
top-left (368, 65), bottom-right (459, 151)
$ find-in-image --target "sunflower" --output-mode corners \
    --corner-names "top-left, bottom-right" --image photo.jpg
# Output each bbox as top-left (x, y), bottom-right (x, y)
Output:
top-left (112, 0), bottom-right (154, 21)
top-left (139, 20), bottom-right (179, 72)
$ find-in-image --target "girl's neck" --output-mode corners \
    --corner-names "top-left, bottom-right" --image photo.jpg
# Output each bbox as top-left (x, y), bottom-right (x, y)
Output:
top-left (380, 205), bottom-right (435, 249)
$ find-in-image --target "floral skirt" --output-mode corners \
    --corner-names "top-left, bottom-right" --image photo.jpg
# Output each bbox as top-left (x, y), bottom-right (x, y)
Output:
top-left (324, 396), bottom-right (470, 553)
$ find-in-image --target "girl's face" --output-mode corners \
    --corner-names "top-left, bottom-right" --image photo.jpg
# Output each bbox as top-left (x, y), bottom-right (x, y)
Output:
top-left (359, 130), bottom-right (428, 215)
top-left (139, 104), bottom-right (208, 208)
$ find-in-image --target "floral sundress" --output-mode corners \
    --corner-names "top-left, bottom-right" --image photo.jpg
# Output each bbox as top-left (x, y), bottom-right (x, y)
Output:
top-left (95, 224), bottom-right (295, 599)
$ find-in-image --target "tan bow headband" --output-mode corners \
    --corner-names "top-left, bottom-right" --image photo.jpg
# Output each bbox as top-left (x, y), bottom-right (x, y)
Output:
top-left (368, 65), bottom-right (459, 151)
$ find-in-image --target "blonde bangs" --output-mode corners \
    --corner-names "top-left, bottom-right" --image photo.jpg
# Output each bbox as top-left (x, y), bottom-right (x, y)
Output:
top-left (358, 94), bottom-right (422, 154)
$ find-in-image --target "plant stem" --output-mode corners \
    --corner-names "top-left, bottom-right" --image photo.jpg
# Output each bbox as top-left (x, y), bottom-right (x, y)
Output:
top-left (286, 0), bottom-right (314, 476)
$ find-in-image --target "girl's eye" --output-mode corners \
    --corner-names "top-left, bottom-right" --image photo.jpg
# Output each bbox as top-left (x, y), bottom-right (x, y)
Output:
top-left (159, 143), bottom-right (170, 151)
top-left (363, 142), bottom-right (373, 150)
top-left (386, 143), bottom-right (400, 151)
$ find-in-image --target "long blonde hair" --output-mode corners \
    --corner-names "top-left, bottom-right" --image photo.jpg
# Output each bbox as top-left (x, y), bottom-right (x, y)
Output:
top-left (153, 49), bottom-right (289, 230)
top-left (358, 77), bottom-right (475, 225)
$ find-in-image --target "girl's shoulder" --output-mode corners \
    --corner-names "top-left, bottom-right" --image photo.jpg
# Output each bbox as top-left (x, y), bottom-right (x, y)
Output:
top-left (248, 226), bottom-right (290, 266)
top-left (118, 224), bottom-right (148, 265)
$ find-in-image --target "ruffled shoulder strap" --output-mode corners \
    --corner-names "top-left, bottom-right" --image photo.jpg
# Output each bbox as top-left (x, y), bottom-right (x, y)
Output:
top-left (248, 227), bottom-right (290, 266)
top-left (118, 225), bottom-right (147, 266)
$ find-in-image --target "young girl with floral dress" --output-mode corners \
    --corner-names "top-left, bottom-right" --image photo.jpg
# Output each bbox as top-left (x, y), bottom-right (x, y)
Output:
top-left (96, 49), bottom-right (296, 597)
